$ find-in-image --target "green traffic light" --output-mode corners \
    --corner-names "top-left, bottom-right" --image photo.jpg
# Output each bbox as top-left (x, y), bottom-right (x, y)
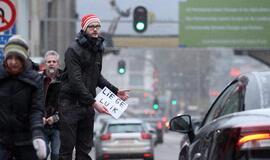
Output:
top-left (171, 99), bottom-right (177, 105)
top-left (136, 22), bottom-right (145, 31)
top-left (153, 104), bottom-right (159, 110)
top-left (118, 68), bottom-right (125, 74)
top-left (133, 6), bottom-right (147, 33)
top-left (117, 60), bottom-right (126, 75)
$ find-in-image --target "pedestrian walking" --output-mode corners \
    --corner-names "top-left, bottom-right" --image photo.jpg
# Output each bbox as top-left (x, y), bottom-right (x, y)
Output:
top-left (58, 14), bottom-right (129, 160)
top-left (0, 35), bottom-right (47, 160)
top-left (42, 50), bottom-right (62, 160)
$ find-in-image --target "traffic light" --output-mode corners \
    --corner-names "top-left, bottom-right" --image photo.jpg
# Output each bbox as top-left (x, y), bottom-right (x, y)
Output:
top-left (133, 6), bottom-right (147, 33)
top-left (152, 97), bottom-right (159, 110)
top-left (117, 60), bottom-right (126, 75)
top-left (171, 99), bottom-right (177, 105)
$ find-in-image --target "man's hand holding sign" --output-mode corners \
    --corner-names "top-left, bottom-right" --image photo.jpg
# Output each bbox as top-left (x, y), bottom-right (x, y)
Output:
top-left (94, 87), bottom-right (130, 119)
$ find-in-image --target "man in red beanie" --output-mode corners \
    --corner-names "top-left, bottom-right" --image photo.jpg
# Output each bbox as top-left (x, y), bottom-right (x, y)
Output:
top-left (58, 14), bottom-right (129, 160)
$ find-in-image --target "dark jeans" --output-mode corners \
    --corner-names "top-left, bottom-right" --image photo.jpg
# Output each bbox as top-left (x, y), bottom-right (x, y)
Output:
top-left (44, 127), bottom-right (60, 160)
top-left (0, 142), bottom-right (39, 160)
top-left (58, 98), bottom-right (95, 160)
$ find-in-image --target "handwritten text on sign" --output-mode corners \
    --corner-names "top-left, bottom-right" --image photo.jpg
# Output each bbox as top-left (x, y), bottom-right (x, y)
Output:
top-left (95, 87), bottom-right (128, 119)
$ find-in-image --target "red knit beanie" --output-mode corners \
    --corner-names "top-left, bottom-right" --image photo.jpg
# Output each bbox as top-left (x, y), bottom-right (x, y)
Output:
top-left (81, 14), bottom-right (101, 31)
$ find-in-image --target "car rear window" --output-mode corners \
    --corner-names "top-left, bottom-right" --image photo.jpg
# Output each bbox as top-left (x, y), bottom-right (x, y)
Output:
top-left (108, 123), bottom-right (143, 133)
top-left (245, 73), bottom-right (270, 110)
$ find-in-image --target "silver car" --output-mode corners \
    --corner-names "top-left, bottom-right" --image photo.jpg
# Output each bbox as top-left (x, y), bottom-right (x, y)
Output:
top-left (93, 114), bottom-right (114, 147)
top-left (94, 114), bottom-right (114, 136)
top-left (95, 118), bottom-right (154, 160)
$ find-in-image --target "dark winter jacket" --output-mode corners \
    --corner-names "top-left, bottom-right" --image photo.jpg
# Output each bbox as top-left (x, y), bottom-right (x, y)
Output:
top-left (42, 69), bottom-right (62, 128)
top-left (43, 69), bottom-right (62, 116)
top-left (0, 60), bottom-right (45, 145)
top-left (60, 30), bottom-right (118, 106)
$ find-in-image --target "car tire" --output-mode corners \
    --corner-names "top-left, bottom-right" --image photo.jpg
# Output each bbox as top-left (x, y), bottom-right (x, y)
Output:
top-left (179, 154), bottom-right (185, 160)
top-left (96, 156), bottom-right (103, 160)
top-left (179, 149), bottom-right (188, 160)
top-left (160, 137), bottom-right (163, 143)
top-left (144, 157), bottom-right (154, 160)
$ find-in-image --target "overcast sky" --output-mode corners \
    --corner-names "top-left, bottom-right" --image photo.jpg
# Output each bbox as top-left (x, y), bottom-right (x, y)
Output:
top-left (76, 0), bottom-right (181, 35)
top-left (76, 0), bottom-right (180, 21)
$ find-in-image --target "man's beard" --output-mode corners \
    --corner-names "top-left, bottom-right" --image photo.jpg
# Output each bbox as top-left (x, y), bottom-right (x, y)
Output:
top-left (48, 68), bottom-right (56, 74)
top-left (46, 68), bottom-right (58, 77)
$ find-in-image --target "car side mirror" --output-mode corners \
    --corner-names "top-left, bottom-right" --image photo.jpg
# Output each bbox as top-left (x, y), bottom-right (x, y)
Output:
top-left (169, 115), bottom-right (192, 133)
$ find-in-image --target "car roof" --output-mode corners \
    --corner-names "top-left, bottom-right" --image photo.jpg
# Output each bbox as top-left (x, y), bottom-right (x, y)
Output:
top-left (108, 118), bottom-right (143, 124)
top-left (95, 114), bottom-right (113, 121)
top-left (211, 108), bottom-right (270, 130)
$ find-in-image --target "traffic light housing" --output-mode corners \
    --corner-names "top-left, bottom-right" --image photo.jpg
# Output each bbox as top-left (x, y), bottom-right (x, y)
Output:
top-left (133, 6), bottom-right (147, 33)
top-left (152, 97), bottom-right (159, 110)
top-left (117, 60), bottom-right (126, 75)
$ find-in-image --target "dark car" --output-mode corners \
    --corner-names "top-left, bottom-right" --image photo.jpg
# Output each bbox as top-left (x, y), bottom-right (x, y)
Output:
top-left (145, 122), bottom-right (158, 146)
top-left (170, 71), bottom-right (270, 160)
top-left (143, 118), bottom-right (164, 144)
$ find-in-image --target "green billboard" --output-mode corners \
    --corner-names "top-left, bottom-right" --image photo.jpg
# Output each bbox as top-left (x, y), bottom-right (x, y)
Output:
top-left (179, 0), bottom-right (270, 48)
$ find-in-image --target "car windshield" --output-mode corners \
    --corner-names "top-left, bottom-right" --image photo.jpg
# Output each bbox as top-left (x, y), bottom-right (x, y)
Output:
top-left (108, 123), bottom-right (143, 133)
top-left (245, 72), bottom-right (270, 110)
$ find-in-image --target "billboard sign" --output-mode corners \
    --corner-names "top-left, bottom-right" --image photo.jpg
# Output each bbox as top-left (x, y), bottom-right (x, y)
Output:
top-left (179, 0), bottom-right (270, 48)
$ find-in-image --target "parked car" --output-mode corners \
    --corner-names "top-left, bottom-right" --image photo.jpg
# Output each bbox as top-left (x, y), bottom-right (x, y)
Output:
top-left (170, 71), bottom-right (270, 160)
top-left (95, 118), bottom-right (154, 160)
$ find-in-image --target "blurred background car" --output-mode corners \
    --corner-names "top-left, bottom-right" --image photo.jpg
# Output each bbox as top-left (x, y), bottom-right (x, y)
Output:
top-left (145, 122), bottom-right (158, 146)
top-left (170, 71), bottom-right (270, 160)
top-left (93, 114), bottom-right (114, 147)
top-left (94, 114), bottom-right (114, 137)
top-left (143, 118), bottom-right (164, 144)
top-left (95, 118), bottom-right (154, 160)
top-left (154, 120), bottom-right (164, 144)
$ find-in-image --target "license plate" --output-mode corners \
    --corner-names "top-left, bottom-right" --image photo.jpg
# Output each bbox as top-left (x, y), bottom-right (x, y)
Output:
top-left (259, 139), bottom-right (270, 147)
top-left (120, 139), bottom-right (134, 143)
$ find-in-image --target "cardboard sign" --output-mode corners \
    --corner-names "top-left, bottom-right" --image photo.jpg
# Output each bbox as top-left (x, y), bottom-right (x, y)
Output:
top-left (95, 87), bottom-right (128, 119)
